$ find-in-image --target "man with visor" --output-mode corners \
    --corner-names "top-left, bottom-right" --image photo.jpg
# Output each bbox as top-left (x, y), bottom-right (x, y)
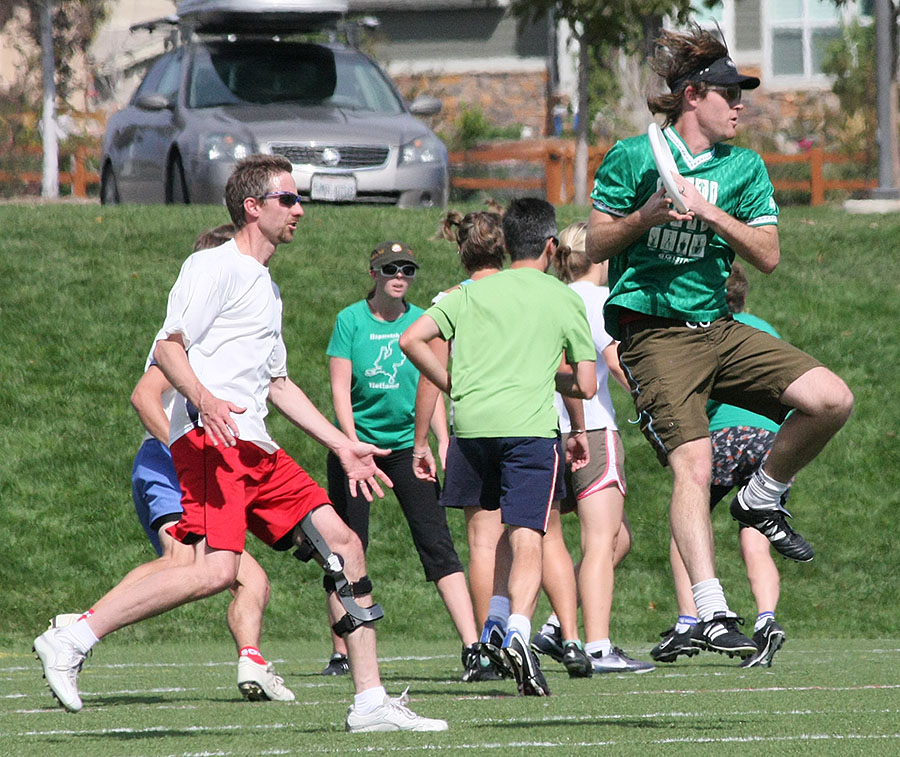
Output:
top-left (586, 27), bottom-right (853, 659)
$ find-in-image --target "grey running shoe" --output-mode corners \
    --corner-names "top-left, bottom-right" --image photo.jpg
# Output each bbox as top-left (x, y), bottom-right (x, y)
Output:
top-left (562, 640), bottom-right (593, 678)
top-left (502, 629), bottom-right (551, 696)
top-left (479, 619), bottom-right (513, 678)
top-left (237, 658), bottom-right (295, 701)
top-left (346, 689), bottom-right (448, 732)
top-left (730, 491), bottom-right (814, 562)
top-left (531, 624), bottom-right (565, 663)
top-left (321, 653), bottom-right (350, 676)
top-left (461, 643), bottom-right (501, 682)
top-left (697, 613), bottom-right (757, 659)
top-left (650, 623), bottom-right (703, 663)
top-left (33, 628), bottom-right (86, 712)
top-left (590, 646), bottom-right (656, 674)
top-left (740, 618), bottom-right (786, 668)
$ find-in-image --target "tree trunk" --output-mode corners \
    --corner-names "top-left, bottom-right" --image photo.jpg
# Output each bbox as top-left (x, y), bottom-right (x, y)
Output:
top-left (574, 33), bottom-right (590, 205)
top-left (40, 0), bottom-right (59, 199)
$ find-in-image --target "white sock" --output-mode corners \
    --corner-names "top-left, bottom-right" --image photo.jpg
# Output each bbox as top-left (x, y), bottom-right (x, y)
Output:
top-left (487, 595), bottom-right (510, 625)
top-left (585, 639), bottom-right (612, 657)
top-left (755, 611), bottom-right (775, 632)
top-left (741, 468), bottom-right (790, 510)
top-left (541, 614), bottom-right (560, 634)
top-left (506, 613), bottom-right (532, 642)
top-left (63, 618), bottom-right (100, 655)
top-left (675, 615), bottom-right (699, 633)
top-left (692, 578), bottom-right (730, 621)
top-left (353, 685), bottom-right (387, 714)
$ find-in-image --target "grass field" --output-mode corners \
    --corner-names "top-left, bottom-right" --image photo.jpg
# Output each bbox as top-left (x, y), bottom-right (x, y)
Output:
top-left (4, 638), bottom-right (900, 755)
top-left (0, 200), bottom-right (899, 751)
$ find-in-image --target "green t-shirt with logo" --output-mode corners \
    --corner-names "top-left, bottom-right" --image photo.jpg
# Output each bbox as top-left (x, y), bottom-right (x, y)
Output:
top-left (591, 126), bottom-right (779, 339)
top-left (326, 299), bottom-right (424, 448)
top-left (426, 267), bottom-right (595, 439)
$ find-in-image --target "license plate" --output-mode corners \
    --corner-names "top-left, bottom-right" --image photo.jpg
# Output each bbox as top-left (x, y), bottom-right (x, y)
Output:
top-left (310, 174), bottom-right (357, 202)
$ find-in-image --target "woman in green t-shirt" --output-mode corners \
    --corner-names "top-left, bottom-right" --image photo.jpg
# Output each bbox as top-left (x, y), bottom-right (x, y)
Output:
top-left (320, 241), bottom-right (482, 682)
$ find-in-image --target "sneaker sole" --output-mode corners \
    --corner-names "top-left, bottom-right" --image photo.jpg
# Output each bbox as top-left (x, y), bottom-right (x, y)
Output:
top-left (33, 640), bottom-right (82, 713)
top-left (741, 631), bottom-right (786, 668)
top-left (238, 681), bottom-right (271, 701)
top-left (502, 646), bottom-right (551, 696)
top-left (481, 642), bottom-right (514, 678)
top-left (705, 642), bottom-right (757, 659)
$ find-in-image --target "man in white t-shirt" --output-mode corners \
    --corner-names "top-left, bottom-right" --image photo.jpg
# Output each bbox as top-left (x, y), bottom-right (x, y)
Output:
top-left (33, 154), bottom-right (448, 733)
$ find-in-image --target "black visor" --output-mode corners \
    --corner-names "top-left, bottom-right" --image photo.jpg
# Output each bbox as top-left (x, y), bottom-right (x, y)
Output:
top-left (669, 56), bottom-right (760, 92)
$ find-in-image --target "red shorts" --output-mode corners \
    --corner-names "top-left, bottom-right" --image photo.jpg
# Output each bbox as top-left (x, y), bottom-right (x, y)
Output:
top-left (169, 428), bottom-right (330, 552)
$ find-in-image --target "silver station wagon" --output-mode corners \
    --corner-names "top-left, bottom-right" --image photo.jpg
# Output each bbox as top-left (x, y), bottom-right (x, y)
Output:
top-left (100, 31), bottom-right (449, 207)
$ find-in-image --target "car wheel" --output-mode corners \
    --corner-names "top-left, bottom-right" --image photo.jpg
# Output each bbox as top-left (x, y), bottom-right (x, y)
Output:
top-left (166, 154), bottom-right (190, 204)
top-left (100, 164), bottom-right (120, 205)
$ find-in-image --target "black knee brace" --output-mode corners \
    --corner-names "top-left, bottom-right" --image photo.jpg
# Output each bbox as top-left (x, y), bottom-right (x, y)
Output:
top-left (293, 513), bottom-right (384, 636)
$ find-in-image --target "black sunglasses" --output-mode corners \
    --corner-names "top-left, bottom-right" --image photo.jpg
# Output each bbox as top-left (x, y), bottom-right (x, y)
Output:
top-left (376, 263), bottom-right (417, 278)
top-left (709, 85), bottom-right (742, 105)
top-left (260, 191), bottom-right (303, 207)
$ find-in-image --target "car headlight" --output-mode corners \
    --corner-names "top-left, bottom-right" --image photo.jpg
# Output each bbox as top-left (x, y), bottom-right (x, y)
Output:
top-left (399, 134), bottom-right (446, 165)
top-left (204, 134), bottom-right (254, 162)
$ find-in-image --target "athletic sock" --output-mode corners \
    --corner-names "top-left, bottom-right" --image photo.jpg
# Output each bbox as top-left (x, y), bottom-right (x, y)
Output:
top-left (585, 639), bottom-right (612, 657)
top-left (487, 595), bottom-right (510, 627)
top-left (740, 468), bottom-right (790, 510)
top-left (353, 685), bottom-right (387, 715)
top-left (692, 578), bottom-right (730, 622)
top-left (64, 618), bottom-right (100, 655)
top-left (755, 611), bottom-right (775, 632)
top-left (239, 646), bottom-right (267, 665)
top-left (506, 613), bottom-right (531, 643)
top-left (675, 615), bottom-right (699, 634)
top-left (540, 613), bottom-right (560, 635)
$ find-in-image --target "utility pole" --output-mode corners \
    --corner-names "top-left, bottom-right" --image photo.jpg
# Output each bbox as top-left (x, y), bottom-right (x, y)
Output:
top-left (40, 0), bottom-right (59, 199)
top-left (873, 0), bottom-right (899, 199)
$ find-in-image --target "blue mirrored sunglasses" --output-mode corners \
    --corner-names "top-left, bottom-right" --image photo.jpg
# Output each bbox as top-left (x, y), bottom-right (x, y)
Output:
top-left (260, 191), bottom-right (303, 207)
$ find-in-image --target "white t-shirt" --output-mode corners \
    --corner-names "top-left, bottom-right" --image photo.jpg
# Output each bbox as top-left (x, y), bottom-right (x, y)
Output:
top-left (156, 239), bottom-right (287, 452)
top-left (554, 280), bottom-right (617, 432)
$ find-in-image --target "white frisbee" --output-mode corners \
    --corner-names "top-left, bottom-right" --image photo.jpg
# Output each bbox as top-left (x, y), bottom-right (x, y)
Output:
top-left (648, 122), bottom-right (689, 213)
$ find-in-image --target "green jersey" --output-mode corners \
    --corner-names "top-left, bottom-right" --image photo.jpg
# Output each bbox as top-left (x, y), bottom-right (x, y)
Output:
top-left (326, 299), bottom-right (424, 448)
top-left (426, 267), bottom-right (595, 439)
top-left (591, 126), bottom-right (779, 339)
top-left (707, 312), bottom-right (782, 434)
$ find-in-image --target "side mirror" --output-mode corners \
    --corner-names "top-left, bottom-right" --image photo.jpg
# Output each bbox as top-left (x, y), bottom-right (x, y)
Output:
top-left (409, 95), bottom-right (442, 117)
top-left (136, 93), bottom-right (173, 111)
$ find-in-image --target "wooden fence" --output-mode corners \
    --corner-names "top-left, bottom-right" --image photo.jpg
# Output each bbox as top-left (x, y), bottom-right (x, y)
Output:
top-left (0, 144), bottom-right (100, 197)
top-left (0, 140), bottom-right (877, 204)
top-left (450, 141), bottom-right (878, 206)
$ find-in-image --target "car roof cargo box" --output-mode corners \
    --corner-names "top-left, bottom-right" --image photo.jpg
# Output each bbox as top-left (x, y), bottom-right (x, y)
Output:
top-left (176, 0), bottom-right (348, 34)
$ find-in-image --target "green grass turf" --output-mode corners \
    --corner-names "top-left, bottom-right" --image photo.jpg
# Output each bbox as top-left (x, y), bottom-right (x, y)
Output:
top-left (3, 638), bottom-right (900, 755)
top-left (0, 201), bottom-right (897, 657)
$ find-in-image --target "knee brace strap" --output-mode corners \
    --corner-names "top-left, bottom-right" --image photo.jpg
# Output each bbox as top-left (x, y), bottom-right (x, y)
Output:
top-left (323, 574), bottom-right (373, 597)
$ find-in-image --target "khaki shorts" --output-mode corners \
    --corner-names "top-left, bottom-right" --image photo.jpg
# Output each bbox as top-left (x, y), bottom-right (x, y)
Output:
top-left (618, 316), bottom-right (822, 466)
top-left (560, 428), bottom-right (626, 514)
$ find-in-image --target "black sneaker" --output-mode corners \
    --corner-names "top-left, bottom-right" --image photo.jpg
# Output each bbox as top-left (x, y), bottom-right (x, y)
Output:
top-left (461, 642), bottom-right (502, 682)
top-left (531, 625), bottom-right (565, 663)
top-left (740, 618), bottom-right (786, 668)
top-left (730, 491), bottom-right (814, 562)
top-left (650, 624), bottom-right (702, 663)
top-left (562, 640), bottom-right (592, 678)
top-left (502, 629), bottom-right (551, 696)
top-left (321, 653), bottom-right (349, 676)
top-left (696, 613), bottom-right (757, 659)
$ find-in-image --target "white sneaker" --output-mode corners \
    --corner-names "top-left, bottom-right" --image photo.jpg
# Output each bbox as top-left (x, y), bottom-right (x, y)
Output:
top-left (237, 657), bottom-right (295, 702)
top-left (346, 689), bottom-right (448, 733)
top-left (33, 628), bottom-right (86, 712)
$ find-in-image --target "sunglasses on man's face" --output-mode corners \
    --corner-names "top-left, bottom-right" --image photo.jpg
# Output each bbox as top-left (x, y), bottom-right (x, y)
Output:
top-left (709, 85), bottom-right (742, 106)
top-left (376, 263), bottom-right (417, 278)
top-left (260, 191), bottom-right (303, 208)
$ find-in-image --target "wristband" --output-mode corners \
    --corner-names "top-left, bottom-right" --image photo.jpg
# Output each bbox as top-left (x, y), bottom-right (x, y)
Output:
top-left (569, 429), bottom-right (586, 435)
top-left (412, 449), bottom-right (430, 459)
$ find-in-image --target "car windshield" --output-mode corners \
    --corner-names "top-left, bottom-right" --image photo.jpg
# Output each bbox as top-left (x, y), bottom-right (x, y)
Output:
top-left (188, 42), bottom-right (405, 114)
